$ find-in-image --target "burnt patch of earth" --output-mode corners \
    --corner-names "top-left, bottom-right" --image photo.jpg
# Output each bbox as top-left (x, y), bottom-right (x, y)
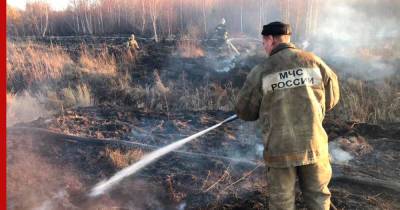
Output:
top-left (8, 106), bottom-right (400, 209)
top-left (7, 126), bottom-right (266, 209)
top-left (17, 105), bottom-right (264, 161)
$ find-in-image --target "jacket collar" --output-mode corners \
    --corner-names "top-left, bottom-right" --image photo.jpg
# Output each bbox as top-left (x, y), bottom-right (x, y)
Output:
top-left (270, 42), bottom-right (296, 56)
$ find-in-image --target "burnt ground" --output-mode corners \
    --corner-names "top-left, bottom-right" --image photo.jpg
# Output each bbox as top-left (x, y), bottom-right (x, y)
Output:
top-left (7, 36), bottom-right (400, 209)
top-left (7, 106), bottom-right (400, 210)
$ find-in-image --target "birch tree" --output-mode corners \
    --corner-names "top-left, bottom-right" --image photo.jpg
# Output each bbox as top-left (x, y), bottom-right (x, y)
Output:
top-left (149, 0), bottom-right (160, 42)
top-left (41, 3), bottom-right (49, 36)
top-left (141, 0), bottom-right (146, 33)
top-left (240, 0), bottom-right (244, 33)
top-left (202, 0), bottom-right (207, 34)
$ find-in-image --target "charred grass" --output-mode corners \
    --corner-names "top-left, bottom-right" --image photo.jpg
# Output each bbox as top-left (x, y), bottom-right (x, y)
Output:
top-left (6, 40), bottom-right (400, 126)
top-left (6, 40), bottom-right (238, 125)
top-left (6, 38), bottom-right (400, 210)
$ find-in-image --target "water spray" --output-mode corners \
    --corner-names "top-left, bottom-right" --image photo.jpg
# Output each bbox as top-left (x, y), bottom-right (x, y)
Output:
top-left (226, 39), bottom-right (240, 55)
top-left (89, 114), bottom-right (238, 197)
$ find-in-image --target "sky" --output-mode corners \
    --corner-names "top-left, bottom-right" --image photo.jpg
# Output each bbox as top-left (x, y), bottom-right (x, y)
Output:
top-left (7, 0), bottom-right (70, 11)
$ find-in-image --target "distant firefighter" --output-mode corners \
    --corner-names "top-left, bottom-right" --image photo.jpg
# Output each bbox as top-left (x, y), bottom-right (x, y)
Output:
top-left (214, 18), bottom-right (228, 42)
top-left (127, 34), bottom-right (140, 51)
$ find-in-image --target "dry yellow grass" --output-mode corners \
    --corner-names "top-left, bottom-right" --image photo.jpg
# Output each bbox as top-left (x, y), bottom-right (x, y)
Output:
top-left (7, 41), bottom-right (72, 92)
top-left (79, 46), bottom-right (117, 76)
top-left (60, 84), bottom-right (93, 108)
top-left (334, 76), bottom-right (400, 123)
top-left (105, 147), bottom-right (144, 169)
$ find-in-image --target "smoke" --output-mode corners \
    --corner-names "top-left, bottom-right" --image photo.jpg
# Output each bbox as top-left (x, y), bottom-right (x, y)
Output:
top-left (7, 130), bottom-right (176, 210)
top-left (177, 202), bottom-right (186, 210)
top-left (33, 190), bottom-right (69, 210)
top-left (311, 0), bottom-right (400, 80)
top-left (7, 143), bottom-right (83, 210)
top-left (329, 141), bottom-right (353, 165)
top-left (226, 120), bottom-right (264, 161)
top-left (7, 91), bottom-right (50, 127)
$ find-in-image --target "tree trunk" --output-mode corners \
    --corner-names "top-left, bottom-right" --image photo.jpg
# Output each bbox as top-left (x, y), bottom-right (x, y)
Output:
top-left (180, 0), bottom-right (183, 32)
top-left (152, 18), bottom-right (158, 42)
top-left (306, 0), bottom-right (314, 38)
top-left (202, 0), bottom-right (207, 35)
top-left (99, 7), bottom-right (104, 34)
top-left (141, 0), bottom-right (146, 33)
top-left (287, 0), bottom-right (290, 22)
top-left (167, 4), bottom-right (172, 36)
top-left (117, 3), bottom-right (121, 28)
top-left (259, 0), bottom-right (263, 30)
top-left (76, 14), bottom-right (80, 34)
top-left (312, 0), bottom-right (320, 36)
top-left (84, 9), bottom-right (92, 34)
top-left (240, 0), bottom-right (243, 33)
top-left (41, 6), bottom-right (48, 37)
top-left (149, 0), bottom-right (159, 42)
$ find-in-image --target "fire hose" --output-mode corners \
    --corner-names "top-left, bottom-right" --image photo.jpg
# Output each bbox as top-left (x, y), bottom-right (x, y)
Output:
top-left (89, 114), bottom-right (238, 197)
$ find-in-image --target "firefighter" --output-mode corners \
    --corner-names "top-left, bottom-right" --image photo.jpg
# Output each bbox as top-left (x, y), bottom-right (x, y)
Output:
top-left (214, 18), bottom-right (229, 43)
top-left (235, 21), bottom-right (340, 210)
top-left (127, 34), bottom-right (140, 52)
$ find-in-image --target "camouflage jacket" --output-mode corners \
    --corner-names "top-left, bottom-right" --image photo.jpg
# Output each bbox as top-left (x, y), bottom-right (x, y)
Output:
top-left (235, 43), bottom-right (340, 168)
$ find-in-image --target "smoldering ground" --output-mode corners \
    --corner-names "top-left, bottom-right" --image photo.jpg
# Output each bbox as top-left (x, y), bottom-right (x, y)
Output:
top-left (8, 108), bottom-right (400, 209)
top-left (7, 118), bottom-right (267, 210)
top-left (7, 127), bottom-right (192, 210)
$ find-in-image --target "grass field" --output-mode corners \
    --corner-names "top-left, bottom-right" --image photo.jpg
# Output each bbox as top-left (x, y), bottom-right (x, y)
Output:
top-left (6, 39), bottom-right (400, 125)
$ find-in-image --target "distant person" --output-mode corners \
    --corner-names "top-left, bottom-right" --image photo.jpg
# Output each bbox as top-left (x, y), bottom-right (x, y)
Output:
top-left (235, 21), bottom-right (340, 210)
top-left (214, 18), bottom-right (228, 43)
top-left (127, 34), bottom-right (140, 53)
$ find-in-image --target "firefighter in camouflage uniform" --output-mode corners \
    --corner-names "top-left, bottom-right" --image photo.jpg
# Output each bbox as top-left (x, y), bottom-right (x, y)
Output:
top-left (235, 22), bottom-right (340, 210)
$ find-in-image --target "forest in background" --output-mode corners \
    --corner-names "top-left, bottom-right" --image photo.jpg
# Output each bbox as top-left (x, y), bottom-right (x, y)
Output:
top-left (7, 0), bottom-right (322, 41)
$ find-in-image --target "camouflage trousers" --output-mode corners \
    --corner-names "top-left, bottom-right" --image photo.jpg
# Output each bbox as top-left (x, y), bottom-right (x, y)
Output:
top-left (266, 157), bottom-right (332, 210)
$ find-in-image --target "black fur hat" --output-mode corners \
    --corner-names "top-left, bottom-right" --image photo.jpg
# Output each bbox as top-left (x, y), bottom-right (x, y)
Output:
top-left (261, 22), bottom-right (292, 36)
